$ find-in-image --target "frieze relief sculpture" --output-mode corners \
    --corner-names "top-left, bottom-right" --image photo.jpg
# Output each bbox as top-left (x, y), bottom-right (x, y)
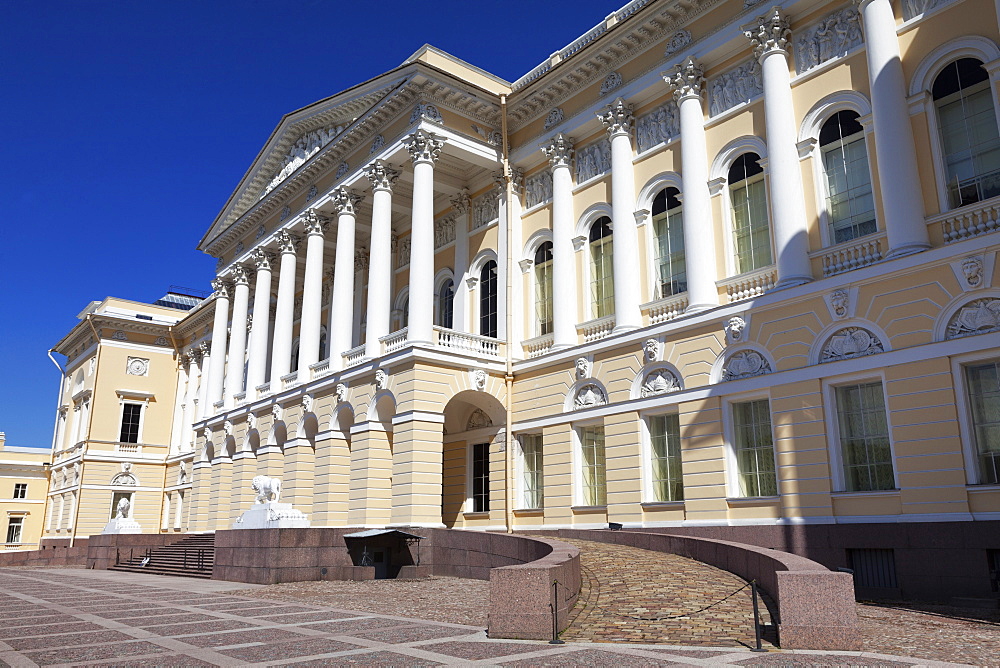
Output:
top-left (600, 72), bottom-right (623, 95)
top-left (110, 462), bottom-right (138, 486)
top-left (794, 6), bottom-right (863, 74)
top-left (544, 107), bottom-right (565, 130)
top-left (335, 162), bottom-right (349, 179)
top-left (370, 135), bottom-right (385, 154)
top-left (946, 298), bottom-right (1000, 339)
top-left (636, 102), bottom-right (680, 153)
top-left (709, 60), bottom-right (763, 116)
top-left (434, 216), bottom-right (456, 249)
top-left (663, 29), bottom-right (692, 57)
top-left (641, 369), bottom-right (681, 397)
top-left (721, 350), bottom-right (771, 381)
top-left (472, 191), bottom-right (499, 230)
top-left (575, 384), bottom-right (607, 409)
top-left (395, 236), bottom-right (411, 269)
top-left (902, 0), bottom-right (953, 21)
top-left (575, 140), bottom-right (611, 183)
top-left (410, 103), bottom-right (443, 124)
top-left (820, 327), bottom-right (884, 362)
top-left (525, 171), bottom-right (553, 208)
top-left (260, 124), bottom-right (344, 198)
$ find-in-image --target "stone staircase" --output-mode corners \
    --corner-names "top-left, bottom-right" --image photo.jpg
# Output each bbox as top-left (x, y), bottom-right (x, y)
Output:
top-left (108, 533), bottom-right (215, 579)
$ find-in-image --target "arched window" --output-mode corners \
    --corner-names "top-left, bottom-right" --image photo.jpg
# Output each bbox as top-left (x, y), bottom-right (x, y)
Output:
top-left (290, 338), bottom-right (300, 373)
top-left (436, 279), bottom-right (454, 329)
top-left (729, 153), bottom-right (771, 274)
top-left (821, 111), bottom-right (876, 244)
top-left (400, 297), bottom-right (409, 329)
top-left (590, 216), bottom-right (614, 318)
top-left (652, 188), bottom-right (686, 298)
top-left (933, 58), bottom-right (1000, 208)
top-left (479, 261), bottom-right (498, 338)
top-left (534, 242), bottom-right (554, 335)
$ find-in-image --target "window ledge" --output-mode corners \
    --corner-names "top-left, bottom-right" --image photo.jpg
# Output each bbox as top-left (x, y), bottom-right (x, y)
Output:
top-left (726, 495), bottom-right (780, 507)
top-left (966, 484), bottom-right (1000, 494)
top-left (641, 501), bottom-right (685, 510)
top-left (571, 505), bottom-right (608, 514)
top-left (830, 489), bottom-right (899, 499)
top-left (513, 508), bottom-right (544, 516)
top-left (462, 511), bottom-right (491, 519)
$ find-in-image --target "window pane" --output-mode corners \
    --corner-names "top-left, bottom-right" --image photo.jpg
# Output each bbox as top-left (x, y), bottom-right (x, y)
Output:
top-left (732, 399), bottom-right (776, 497)
top-left (649, 414), bottom-right (683, 502)
top-left (534, 244), bottom-right (554, 336)
top-left (472, 442), bottom-right (490, 512)
top-left (836, 382), bottom-right (894, 491)
top-left (580, 426), bottom-right (606, 506)
top-left (479, 261), bottom-right (498, 338)
top-left (119, 403), bottom-right (141, 444)
top-left (967, 362), bottom-right (1000, 484)
top-left (522, 434), bottom-right (544, 509)
top-left (731, 168), bottom-right (772, 273)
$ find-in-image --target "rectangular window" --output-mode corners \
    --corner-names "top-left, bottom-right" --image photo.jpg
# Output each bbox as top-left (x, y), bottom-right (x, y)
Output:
top-left (836, 382), bottom-right (895, 491)
top-left (579, 426), bottom-right (607, 506)
top-left (535, 261), bottom-right (554, 336)
top-left (591, 237), bottom-right (615, 318)
top-left (649, 414), bottom-right (684, 502)
top-left (732, 399), bottom-right (777, 497)
top-left (5, 517), bottom-right (23, 545)
top-left (966, 361), bottom-right (1000, 484)
top-left (823, 134), bottom-right (877, 243)
top-left (472, 442), bottom-right (490, 513)
top-left (653, 209), bottom-right (687, 298)
top-left (521, 434), bottom-right (544, 509)
top-left (119, 403), bottom-right (142, 444)
top-left (732, 177), bottom-right (772, 273)
top-left (13, 483), bottom-right (27, 499)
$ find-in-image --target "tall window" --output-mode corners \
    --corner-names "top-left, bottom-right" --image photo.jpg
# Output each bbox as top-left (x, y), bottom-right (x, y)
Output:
top-left (732, 399), bottom-right (776, 497)
top-left (836, 382), bottom-right (895, 491)
top-left (579, 425), bottom-right (607, 506)
top-left (649, 414), bottom-right (683, 502)
top-left (399, 296), bottom-right (409, 329)
top-left (590, 217), bottom-right (614, 318)
top-left (534, 242), bottom-right (554, 335)
top-left (934, 58), bottom-right (1000, 208)
top-left (821, 111), bottom-right (876, 243)
top-left (729, 153), bottom-right (771, 273)
top-left (652, 188), bottom-right (687, 298)
top-left (479, 261), bottom-right (498, 338)
top-left (319, 326), bottom-right (328, 360)
top-left (966, 361), bottom-right (1000, 484)
top-left (437, 279), bottom-right (454, 329)
top-left (521, 434), bottom-right (544, 509)
top-left (13, 483), bottom-right (27, 499)
top-left (5, 517), bottom-right (23, 545)
top-left (119, 403), bottom-right (142, 444)
top-left (472, 442), bottom-right (490, 512)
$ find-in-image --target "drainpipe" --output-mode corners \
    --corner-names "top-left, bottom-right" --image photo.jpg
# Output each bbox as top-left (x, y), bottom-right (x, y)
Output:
top-left (501, 93), bottom-right (514, 534)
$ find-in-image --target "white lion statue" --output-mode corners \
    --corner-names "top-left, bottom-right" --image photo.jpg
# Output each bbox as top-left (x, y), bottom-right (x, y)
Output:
top-left (251, 475), bottom-right (282, 504)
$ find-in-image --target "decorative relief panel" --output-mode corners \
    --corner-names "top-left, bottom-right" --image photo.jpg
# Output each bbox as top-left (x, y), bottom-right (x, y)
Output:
top-left (642, 338), bottom-right (661, 362)
top-left (395, 236), bottom-right (411, 269)
top-left (525, 171), bottom-right (553, 208)
top-left (280, 205), bottom-right (291, 221)
top-left (820, 327), bottom-right (884, 362)
top-left (544, 108), bottom-right (564, 129)
top-left (636, 101), bottom-right (679, 153)
top-left (575, 140), bottom-right (611, 183)
top-left (260, 124), bottom-right (344, 198)
top-left (574, 384), bottom-right (607, 409)
top-left (256, 225), bottom-right (266, 240)
top-left (709, 60), bottom-right (763, 116)
top-left (721, 350), bottom-right (771, 381)
top-left (112, 330), bottom-right (128, 341)
top-left (306, 185), bottom-right (318, 201)
top-left (410, 103), bottom-right (443, 124)
top-left (946, 298), bottom-right (1000, 339)
top-left (663, 29), bottom-right (692, 57)
top-left (467, 408), bottom-right (492, 429)
top-left (370, 135), bottom-right (385, 154)
top-left (640, 368), bottom-right (681, 397)
top-left (600, 72), bottom-right (622, 95)
top-left (902, 0), bottom-right (954, 21)
top-left (335, 162), bottom-right (349, 179)
top-left (829, 289), bottom-right (850, 319)
top-left (154, 336), bottom-right (169, 346)
top-left (794, 5), bottom-right (863, 74)
top-left (472, 191), bottom-right (499, 230)
top-left (724, 316), bottom-right (747, 345)
top-left (126, 357), bottom-right (149, 376)
top-left (434, 217), bottom-right (456, 249)
top-left (111, 462), bottom-right (137, 486)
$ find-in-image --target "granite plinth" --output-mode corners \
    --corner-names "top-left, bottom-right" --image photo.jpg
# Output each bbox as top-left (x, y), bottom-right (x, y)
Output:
top-left (101, 517), bottom-right (142, 535)
top-left (232, 502), bottom-right (310, 530)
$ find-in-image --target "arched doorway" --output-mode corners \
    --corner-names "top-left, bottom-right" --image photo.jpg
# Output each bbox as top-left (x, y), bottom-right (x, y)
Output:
top-left (441, 390), bottom-right (506, 528)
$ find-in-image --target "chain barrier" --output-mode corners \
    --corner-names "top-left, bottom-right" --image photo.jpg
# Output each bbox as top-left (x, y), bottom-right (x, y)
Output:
top-left (622, 579), bottom-right (753, 621)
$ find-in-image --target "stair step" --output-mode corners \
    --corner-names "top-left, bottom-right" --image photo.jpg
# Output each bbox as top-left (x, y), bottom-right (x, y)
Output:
top-left (110, 533), bottom-right (216, 580)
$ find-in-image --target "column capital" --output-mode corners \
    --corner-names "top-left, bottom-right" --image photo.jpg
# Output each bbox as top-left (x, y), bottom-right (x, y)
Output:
top-left (303, 208), bottom-right (330, 236)
top-left (542, 133), bottom-right (575, 169)
top-left (494, 168), bottom-right (525, 194)
top-left (364, 160), bottom-right (400, 192)
top-left (667, 57), bottom-right (706, 101)
top-left (852, 0), bottom-right (877, 10)
top-left (744, 7), bottom-right (791, 61)
top-left (450, 188), bottom-right (471, 213)
top-left (230, 264), bottom-right (250, 287)
top-left (275, 230), bottom-right (301, 255)
top-left (251, 247), bottom-right (275, 271)
top-left (405, 130), bottom-right (445, 164)
top-left (210, 278), bottom-right (232, 299)
top-left (198, 341), bottom-right (211, 357)
top-left (331, 187), bottom-right (364, 215)
top-left (598, 97), bottom-right (634, 137)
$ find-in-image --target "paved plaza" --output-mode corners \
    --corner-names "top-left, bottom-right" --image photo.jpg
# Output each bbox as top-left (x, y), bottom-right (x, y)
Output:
top-left (0, 568), bottom-right (967, 667)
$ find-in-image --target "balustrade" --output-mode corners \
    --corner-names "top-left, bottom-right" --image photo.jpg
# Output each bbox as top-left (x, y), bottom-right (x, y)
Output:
top-left (280, 371), bottom-right (298, 390)
top-left (718, 267), bottom-right (777, 303)
top-left (522, 333), bottom-right (555, 358)
top-left (813, 233), bottom-right (885, 276)
top-left (576, 315), bottom-right (616, 342)
top-left (434, 327), bottom-right (503, 358)
top-left (932, 196), bottom-right (1000, 243)
top-left (642, 293), bottom-right (689, 325)
top-left (342, 345), bottom-right (368, 368)
top-left (379, 328), bottom-right (410, 355)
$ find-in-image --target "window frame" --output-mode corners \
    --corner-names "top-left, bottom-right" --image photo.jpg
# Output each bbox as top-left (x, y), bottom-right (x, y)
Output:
top-left (952, 351), bottom-right (1000, 486)
top-left (650, 187), bottom-right (687, 299)
top-left (573, 421), bottom-right (607, 507)
top-left (722, 391), bottom-right (778, 499)
top-left (478, 260), bottom-right (499, 338)
top-left (822, 371), bottom-right (899, 493)
top-left (118, 401), bottom-right (144, 445)
top-left (13, 483), bottom-right (27, 499)
top-left (817, 111), bottom-right (879, 246)
top-left (5, 517), bottom-right (23, 545)
top-left (640, 411), bottom-right (684, 504)
top-left (588, 216), bottom-right (615, 320)
top-left (517, 433), bottom-right (544, 510)
top-left (533, 241), bottom-right (555, 336)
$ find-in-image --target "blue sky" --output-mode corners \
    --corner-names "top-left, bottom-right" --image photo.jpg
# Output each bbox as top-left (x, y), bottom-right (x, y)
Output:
top-left (0, 0), bottom-right (622, 448)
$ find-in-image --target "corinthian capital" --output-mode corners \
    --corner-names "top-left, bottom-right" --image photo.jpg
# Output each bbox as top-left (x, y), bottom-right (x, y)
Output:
top-left (275, 230), bottom-right (301, 255)
top-left (252, 248), bottom-right (275, 271)
top-left (302, 208), bottom-right (329, 236)
top-left (450, 188), bottom-right (471, 214)
top-left (744, 7), bottom-right (791, 61)
top-left (668, 57), bottom-right (706, 101)
top-left (211, 278), bottom-right (232, 300)
top-left (229, 264), bottom-right (250, 286)
top-left (542, 133), bottom-right (574, 169)
top-left (405, 130), bottom-right (445, 164)
top-left (598, 97), bottom-right (634, 137)
top-left (331, 187), bottom-right (364, 215)
top-left (365, 160), bottom-right (400, 192)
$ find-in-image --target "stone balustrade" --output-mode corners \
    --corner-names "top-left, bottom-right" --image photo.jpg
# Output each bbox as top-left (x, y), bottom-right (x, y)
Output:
top-left (813, 233), bottom-right (885, 276)
top-left (642, 293), bottom-right (689, 325)
top-left (932, 195), bottom-right (1000, 243)
top-left (576, 315), bottom-right (616, 342)
top-left (719, 267), bottom-right (777, 303)
top-left (434, 327), bottom-right (503, 358)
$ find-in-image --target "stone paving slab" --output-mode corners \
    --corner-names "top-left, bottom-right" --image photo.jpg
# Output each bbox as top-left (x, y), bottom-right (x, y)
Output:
top-left (0, 567), bottom-right (969, 668)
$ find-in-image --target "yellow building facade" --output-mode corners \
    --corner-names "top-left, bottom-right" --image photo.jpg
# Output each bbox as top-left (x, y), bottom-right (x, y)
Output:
top-left (0, 433), bottom-right (49, 551)
top-left (48, 0), bottom-right (1000, 599)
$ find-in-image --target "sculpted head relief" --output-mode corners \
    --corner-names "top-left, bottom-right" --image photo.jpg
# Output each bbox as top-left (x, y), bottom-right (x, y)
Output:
top-left (575, 357), bottom-right (591, 379)
top-left (725, 317), bottom-right (746, 344)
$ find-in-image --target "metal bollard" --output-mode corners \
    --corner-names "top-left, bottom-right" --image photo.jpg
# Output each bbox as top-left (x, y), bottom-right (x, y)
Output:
top-left (549, 580), bottom-right (565, 644)
top-left (751, 580), bottom-right (767, 652)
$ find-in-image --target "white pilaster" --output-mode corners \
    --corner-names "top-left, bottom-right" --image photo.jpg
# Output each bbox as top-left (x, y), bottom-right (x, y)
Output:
top-left (246, 249), bottom-right (274, 393)
top-left (206, 279), bottom-right (231, 410)
top-left (746, 8), bottom-right (813, 288)
top-left (668, 58), bottom-right (720, 312)
top-left (542, 133), bottom-right (577, 349)
top-left (365, 161), bottom-right (399, 359)
top-left (169, 356), bottom-right (189, 454)
top-left (298, 209), bottom-right (328, 377)
top-left (329, 188), bottom-right (363, 369)
top-left (182, 350), bottom-right (202, 449)
top-left (194, 342), bottom-right (210, 422)
top-left (451, 189), bottom-right (471, 332)
top-left (224, 265), bottom-right (250, 405)
top-left (406, 130), bottom-right (445, 344)
top-left (599, 98), bottom-right (643, 330)
top-left (270, 231), bottom-right (300, 380)
top-left (494, 174), bottom-right (510, 340)
top-left (856, 0), bottom-right (929, 257)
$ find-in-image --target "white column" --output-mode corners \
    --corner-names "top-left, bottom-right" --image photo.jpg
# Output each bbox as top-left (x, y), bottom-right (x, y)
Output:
top-left (508, 170), bottom-right (525, 350)
top-left (746, 8), bottom-right (813, 288)
top-left (450, 189), bottom-right (471, 332)
top-left (353, 248), bottom-right (368, 349)
top-left (195, 342), bottom-right (210, 421)
top-left (668, 58), bottom-right (720, 312)
top-left (206, 278), bottom-right (231, 410)
top-left (599, 98), bottom-right (643, 331)
top-left (406, 130), bottom-right (445, 344)
top-left (169, 356), bottom-right (189, 454)
top-left (365, 160), bottom-right (399, 359)
top-left (494, 174), bottom-right (509, 340)
top-left (329, 188), bottom-right (363, 369)
top-left (298, 209), bottom-right (328, 377)
top-left (224, 266), bottom-right (250, 405)
top-left (270, 231), bottom-right (300, 380)
top-left (182, 351), bottom-right (201, 449)
top-left (246, 249), bottom-right (274, 394)
top-left (857, 0), bottom-right (929, 257)
top-left (542, 133), bottom-right (577, 349)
